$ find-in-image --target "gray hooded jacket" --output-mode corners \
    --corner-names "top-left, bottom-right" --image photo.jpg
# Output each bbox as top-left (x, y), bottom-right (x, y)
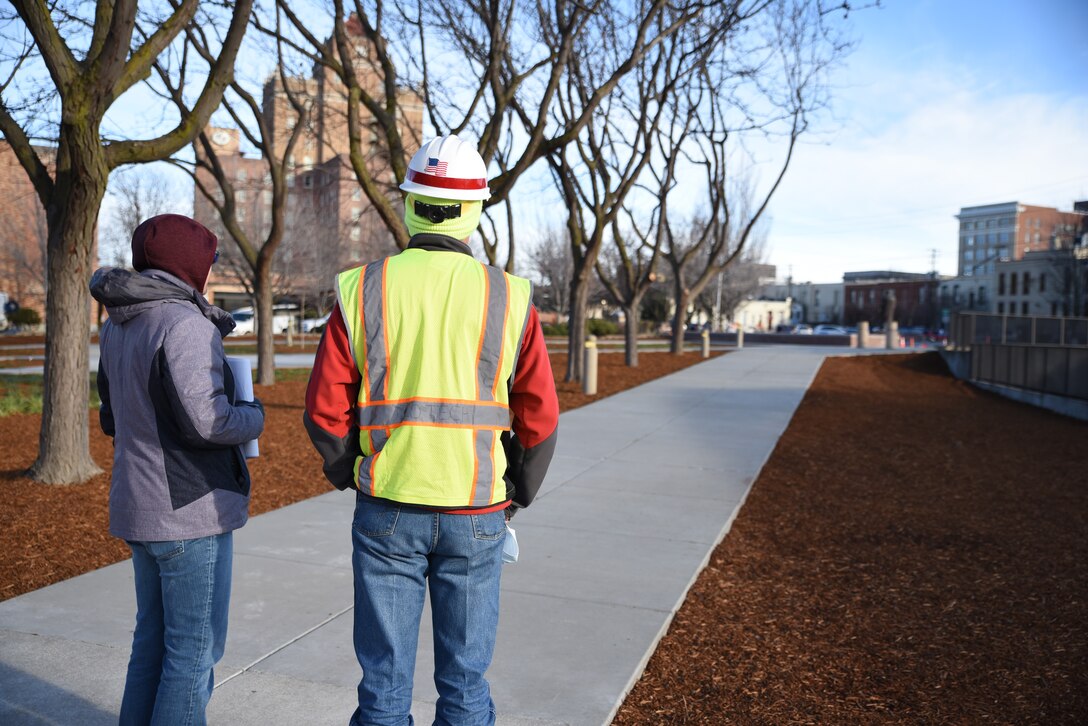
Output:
top-left (90, 268), bottom-right (265, 541)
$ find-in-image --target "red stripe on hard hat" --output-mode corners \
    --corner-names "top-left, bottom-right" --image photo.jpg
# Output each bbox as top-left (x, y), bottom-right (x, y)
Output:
top-left (406, 168), bottom-right (487, 191)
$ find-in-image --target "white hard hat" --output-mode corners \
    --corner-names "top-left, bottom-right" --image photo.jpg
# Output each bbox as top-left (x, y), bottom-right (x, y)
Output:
top-left (399, 134), bottom-right (491, 201)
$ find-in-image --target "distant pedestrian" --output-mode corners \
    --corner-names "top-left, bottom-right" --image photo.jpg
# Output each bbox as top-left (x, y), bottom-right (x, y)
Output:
top-left (304, 134), bottom-right (559, 725)
top-left (90, 214), bottom-right (265, 726)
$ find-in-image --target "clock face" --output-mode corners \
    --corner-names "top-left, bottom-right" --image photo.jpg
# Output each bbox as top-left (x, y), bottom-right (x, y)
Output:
top-left (212, 130), bottom-right (230, 146)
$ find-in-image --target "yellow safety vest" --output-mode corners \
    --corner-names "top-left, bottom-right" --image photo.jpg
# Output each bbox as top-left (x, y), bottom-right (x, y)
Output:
top-left (336, 249), bottom-right (533, 507)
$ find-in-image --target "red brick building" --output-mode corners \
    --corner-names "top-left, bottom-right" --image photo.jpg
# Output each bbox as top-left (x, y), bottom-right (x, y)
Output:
top-left (843, 271), bottom-right (940, 328)
top-left (194, 17), bottom-right (423, 311)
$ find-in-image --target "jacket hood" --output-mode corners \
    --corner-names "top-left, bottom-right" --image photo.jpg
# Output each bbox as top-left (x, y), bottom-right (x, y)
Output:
top-left (90, 267), bottom-right (235, 336)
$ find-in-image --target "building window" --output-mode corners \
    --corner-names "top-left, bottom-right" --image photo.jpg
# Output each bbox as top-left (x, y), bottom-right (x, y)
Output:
top-left (1023, 272), bottom-right (1030, 295)
top-left (352, 188), bottom-right (362, 201)
top-left (1040, 274), bottom-right (1046, 293)
top-left (998, 272), bottom-right (1005, 295)
top-left (350, 227), bottom-right (361, 241)
top-left (998, 302), bottom-right (1004, 313)
top-left (965, 250), bottom-right (974, 262)
top-left (1022, 301), bottom-right (1029, 315)
top-left (1034, 232), bottom-right (1040, 244)
top-left (1052, 302), bottom-right (1058, 316)
top-left (979, 286), bottom-right (987, 303)
top-left (236, 190), bottom-right (246, 203)
top-left (236, 168), bottom-right (247, 182)
top-left (999, 231), bottom-right (1009, 243)
top-left (1010, 273), bottom-right (1017, 296)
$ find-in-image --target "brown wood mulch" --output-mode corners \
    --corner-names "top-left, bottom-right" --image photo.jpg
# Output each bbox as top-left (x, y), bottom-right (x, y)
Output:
top-left (3, 350), bottom-right (1085, 724)
top-left (0, 350), bottom-right (713, 601)
top-left (613, 353), bottom-right (1088, 725)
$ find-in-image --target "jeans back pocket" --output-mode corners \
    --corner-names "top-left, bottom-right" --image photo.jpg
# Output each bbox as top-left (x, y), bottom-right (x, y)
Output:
top-left (353, 497), bottom-right (400, 537)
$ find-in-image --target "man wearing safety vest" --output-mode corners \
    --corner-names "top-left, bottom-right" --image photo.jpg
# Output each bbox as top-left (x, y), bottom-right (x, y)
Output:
top-left (304, 134), bottom-right (559, 725)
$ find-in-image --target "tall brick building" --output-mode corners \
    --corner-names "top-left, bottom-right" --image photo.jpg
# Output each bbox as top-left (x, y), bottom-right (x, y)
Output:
top-left (955, 201), bottom-right (1086, 277)
top-left (194, 17), bottom-right (423, 311)
top-left (0, 141), bottom-right (52, 323)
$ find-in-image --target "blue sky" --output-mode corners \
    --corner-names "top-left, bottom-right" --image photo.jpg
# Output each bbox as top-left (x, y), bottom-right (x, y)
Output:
top-left (765, 0), bottom-right (1088, 282)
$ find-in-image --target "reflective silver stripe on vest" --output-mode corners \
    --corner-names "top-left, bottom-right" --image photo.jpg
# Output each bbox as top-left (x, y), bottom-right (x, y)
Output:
top-left (477, 265), bottom-right (508, 402)
top-left (472, 429), bottom-right (495, 506)
top-left (370, 428), bottom-right (389, 452)
top-left (358, 400), bottom-right (513, 429)
top-left (362, 261), bottom-right (387, 401)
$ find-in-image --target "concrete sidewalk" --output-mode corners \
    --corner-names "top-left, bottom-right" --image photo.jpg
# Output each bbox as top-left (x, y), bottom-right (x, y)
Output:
top-left (0, 346), bottom-right (844, 725)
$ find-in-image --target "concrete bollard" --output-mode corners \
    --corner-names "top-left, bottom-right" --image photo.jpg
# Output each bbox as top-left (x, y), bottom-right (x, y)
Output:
top-left (885, 321), bottom-right (899, 350)
top-left (736, 328), bottom-right (744, 349)
top-left (858, 321), bottom-right (869, 349)
top-left (583, 334), bottom-right (598, 396)
top-left (701, 329), bottom-right (710, 358)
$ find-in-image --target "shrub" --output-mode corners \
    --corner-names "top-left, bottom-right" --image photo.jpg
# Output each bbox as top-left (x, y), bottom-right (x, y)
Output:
top-left (542, 322), bottom-right (568, 336)
top-left (587, 318), bottom-right (619, 336)
top-left (7, 307), bottom-right (41, 326)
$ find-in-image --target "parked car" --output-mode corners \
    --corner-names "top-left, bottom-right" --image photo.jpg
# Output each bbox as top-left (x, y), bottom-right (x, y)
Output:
top-left (301, 311), bottom-right (331, 333)
top-left (813, 324), bottom-right (848, 336)
top-left (230, 305), bottom-right (298, 335)
top-left (791, 324), bottom-right (813, 335)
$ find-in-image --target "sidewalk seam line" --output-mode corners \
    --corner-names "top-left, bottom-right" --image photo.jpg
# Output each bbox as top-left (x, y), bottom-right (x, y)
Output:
top-left (214, 604), bottom-right (353, 690)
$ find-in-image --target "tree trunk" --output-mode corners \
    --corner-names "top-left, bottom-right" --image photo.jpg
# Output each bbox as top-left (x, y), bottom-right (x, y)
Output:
top-left (624, 298), bottom-right (641, 367)
top-left (565, 273), bottom-right (591, 382)
top-left (670, 291), bottom-right (690, 354)
top-left (29, 156), bottom-right (106, 484)
top-left (255, 255), bottom-right (275, 386)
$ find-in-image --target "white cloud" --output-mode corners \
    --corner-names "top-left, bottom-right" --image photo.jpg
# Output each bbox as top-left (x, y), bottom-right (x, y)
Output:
top-left (764, 67), bottom-right (1088, 283)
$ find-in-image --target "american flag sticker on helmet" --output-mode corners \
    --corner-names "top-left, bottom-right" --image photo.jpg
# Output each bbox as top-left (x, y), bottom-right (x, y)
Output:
top-left (426, 157), bottom-right (448, 176)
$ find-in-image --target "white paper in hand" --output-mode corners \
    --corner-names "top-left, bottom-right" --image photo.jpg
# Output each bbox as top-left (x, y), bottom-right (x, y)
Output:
top-left (225, 356), bottom-right (260, 459)
top-left (502, 524), bottom-right (519, 564)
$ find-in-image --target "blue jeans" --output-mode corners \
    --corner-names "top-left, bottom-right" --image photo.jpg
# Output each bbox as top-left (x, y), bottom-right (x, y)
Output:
top-left (350, 495), bottom-right (506, 726)
top-left (119, 533), bottom-right (233, 726)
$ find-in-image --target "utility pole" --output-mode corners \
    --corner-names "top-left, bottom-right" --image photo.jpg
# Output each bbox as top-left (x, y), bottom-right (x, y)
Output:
top-left (929, 248), bottom-right (938, 275)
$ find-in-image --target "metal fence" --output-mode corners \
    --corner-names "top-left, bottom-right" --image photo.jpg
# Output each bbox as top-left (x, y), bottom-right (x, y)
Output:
top-left (949, 313), bottom-right (1088, 401)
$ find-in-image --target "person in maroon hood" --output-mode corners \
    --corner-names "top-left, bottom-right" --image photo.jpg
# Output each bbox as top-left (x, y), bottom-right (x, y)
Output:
top-left (91, 214), bottom-right (264, 726)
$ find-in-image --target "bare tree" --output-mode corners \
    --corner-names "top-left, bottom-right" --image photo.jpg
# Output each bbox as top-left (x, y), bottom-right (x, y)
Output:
top-left (102, 168), bottom-right (182, 268)
top-left (0, 1), bottom-right (253, 483)
top-left (153, 6), bottom-right (313, 385)
top-left (658, 0), bottom-right (847, 354)
top-left (528, 229), bottom-right (573, 316)
top-left (266, 0), bottom-right (701, 273)
top-left (692, 242), bottom-right (771, 330)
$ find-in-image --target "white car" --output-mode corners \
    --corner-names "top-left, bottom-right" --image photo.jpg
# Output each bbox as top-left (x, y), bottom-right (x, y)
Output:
top-left (301, 312), bottom-right (331, 333)
top-left (813, 324), bottom-right (848, 336)
top-left (230, 305), bottom-right (298, 335)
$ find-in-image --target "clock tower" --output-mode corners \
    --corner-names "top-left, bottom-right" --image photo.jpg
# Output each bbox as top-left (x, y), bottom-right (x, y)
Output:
top-left (206, 127), bottom-right (240, 155)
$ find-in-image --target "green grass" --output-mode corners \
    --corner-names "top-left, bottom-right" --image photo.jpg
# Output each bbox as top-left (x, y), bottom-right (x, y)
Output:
top-left (0, 374), bottom-right (100, 417)
top-left (0, 369), bottom-right (308, 417)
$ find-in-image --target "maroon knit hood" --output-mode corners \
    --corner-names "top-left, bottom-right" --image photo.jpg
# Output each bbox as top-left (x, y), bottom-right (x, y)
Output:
top-left (131, 214), bottom-right (218, 292)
